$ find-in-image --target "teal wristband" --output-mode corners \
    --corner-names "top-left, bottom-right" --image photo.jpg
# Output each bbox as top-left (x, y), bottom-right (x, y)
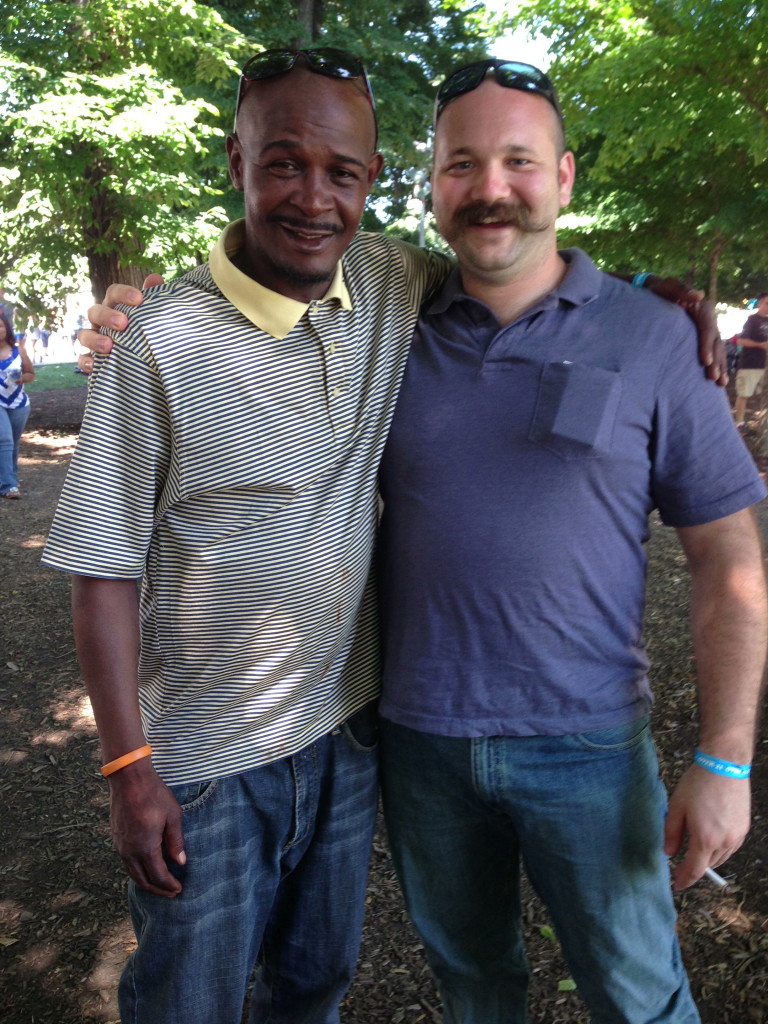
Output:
top-left (631, 272), bottom-right (652, 289)
top-left (694, 749), bottom-right (751, 779)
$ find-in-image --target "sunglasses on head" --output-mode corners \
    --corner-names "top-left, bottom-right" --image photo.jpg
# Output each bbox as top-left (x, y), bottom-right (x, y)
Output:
top-left (435, 59), bottom-right (562, 123)
top-left (233, 47), bottom-right (377, 139)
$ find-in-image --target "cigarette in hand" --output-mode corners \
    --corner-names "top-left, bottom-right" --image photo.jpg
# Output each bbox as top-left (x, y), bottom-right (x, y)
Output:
top-left (703, 867), bottom-right (729, 889)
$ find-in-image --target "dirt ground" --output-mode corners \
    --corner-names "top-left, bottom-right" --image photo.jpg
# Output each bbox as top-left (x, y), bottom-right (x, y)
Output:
top-left (1, 386), bottom-right (767, 1024)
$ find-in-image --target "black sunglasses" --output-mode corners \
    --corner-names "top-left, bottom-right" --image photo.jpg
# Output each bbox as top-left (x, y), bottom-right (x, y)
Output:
top-left (233, 47), bottom-right (377, 140)
top-left (435, 59), bottom-right (562, 123)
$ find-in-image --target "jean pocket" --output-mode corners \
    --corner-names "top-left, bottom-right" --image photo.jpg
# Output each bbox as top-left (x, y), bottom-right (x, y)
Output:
top-left (529, 361), bottom-right (621, 460)
top-left (169, 778), bottom-right (219, 811)
top-left (341, 701), bottom-right (379, 752)
top-left (573, 715), bottom-right (650, 752)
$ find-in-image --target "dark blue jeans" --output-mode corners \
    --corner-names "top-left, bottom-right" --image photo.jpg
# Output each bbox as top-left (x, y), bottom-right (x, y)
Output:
top-left (119, 711), bottom-right (378, 1024)
top-left (380, 716), bottom-right (700, 1024)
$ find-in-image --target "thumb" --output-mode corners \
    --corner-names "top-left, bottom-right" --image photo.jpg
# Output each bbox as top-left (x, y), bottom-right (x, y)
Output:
top-left (142, 273), bottom-right (165, 290)
top-left (164, 814), bottom-right (186, 866)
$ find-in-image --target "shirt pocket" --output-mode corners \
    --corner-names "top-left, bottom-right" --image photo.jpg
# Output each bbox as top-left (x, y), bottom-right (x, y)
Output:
top-left (529, 361), bottom-right (621, 460)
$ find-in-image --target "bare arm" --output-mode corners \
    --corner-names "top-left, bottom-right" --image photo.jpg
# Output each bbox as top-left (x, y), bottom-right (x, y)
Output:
top-left (17, 336), bottom-right (35, 383)
top-left (736, 336), bottom-right (768, 350)
top-left (73, 575), bottom-right (185, 897)
top-left (665, 507), bottom-right (767, 889)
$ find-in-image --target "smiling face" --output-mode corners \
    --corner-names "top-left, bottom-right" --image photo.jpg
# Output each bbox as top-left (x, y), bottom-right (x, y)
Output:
top-left (226, 66), bottom-right (383, 302)
top-left (431, 78), bottom-right (574, 291)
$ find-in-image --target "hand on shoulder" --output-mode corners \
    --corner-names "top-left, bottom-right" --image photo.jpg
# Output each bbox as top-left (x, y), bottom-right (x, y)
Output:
top-left (78, 274), bottom-right (164, 371)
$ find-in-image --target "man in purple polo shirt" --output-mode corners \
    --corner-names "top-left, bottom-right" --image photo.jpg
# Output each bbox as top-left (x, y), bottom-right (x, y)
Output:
top-left (375, 60), bottom-right (767, 1023)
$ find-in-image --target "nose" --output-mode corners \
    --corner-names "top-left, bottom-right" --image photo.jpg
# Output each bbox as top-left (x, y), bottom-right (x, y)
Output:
top-left (292, 167), bottom-right (334, 217)
top-left (469, 160), bottom-right (512, 204)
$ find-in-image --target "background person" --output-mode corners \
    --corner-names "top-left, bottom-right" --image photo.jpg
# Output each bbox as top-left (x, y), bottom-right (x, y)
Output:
top-left (732, 291), bottom-right (768, 428)
top-left (0, 310), bottom-right (34, 499)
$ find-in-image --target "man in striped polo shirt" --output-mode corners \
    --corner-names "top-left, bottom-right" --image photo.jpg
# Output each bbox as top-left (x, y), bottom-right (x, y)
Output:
top-left (44, 51), bottom-right (450, 1024)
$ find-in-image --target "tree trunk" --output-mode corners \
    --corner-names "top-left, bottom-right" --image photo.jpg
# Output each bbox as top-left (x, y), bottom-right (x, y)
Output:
top-left (82, 153), bottom-right (151, 302)
top-left (86, 250), bottom-right (120, 306)
top-left (87, 251), bottom-right (152, 304)
top-left (707, 232), bottom-right (723, 304)
top-left (290, 0), bottom-right (323, 46)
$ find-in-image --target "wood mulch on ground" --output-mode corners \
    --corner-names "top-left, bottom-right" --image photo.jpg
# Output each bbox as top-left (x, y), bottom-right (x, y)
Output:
top-left (1, 386), bottom-right (766, 1023)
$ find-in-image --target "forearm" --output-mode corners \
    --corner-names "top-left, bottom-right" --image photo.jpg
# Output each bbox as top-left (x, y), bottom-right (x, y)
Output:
top-left (15, 349), bottom-right (35, 383)
top-left (72, 575), bottom-right (145, 761)
top-left (665, 510), bottom-right (766, 885)
top-left (72, 574), bottom-right (185, 895)
top-left (678, 509), bottom-right (768, 762)
top-left (737, 337), bottom-right (768, 350)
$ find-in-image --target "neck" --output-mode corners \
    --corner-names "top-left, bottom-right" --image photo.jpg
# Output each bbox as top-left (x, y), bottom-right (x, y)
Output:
top-left (460, 248), bottom-right (567, 326)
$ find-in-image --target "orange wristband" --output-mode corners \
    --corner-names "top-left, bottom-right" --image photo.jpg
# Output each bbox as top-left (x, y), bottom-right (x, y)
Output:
top-left (101, 744), bottom-right (152, 777)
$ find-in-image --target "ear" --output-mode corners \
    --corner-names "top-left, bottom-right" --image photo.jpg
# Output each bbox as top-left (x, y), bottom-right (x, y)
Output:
top-left (367, 151), bottom-right (384, 188)
top-left (558, 150), bottom-right (576, 208)
top-left (226, 134), bottom-right (245, 192)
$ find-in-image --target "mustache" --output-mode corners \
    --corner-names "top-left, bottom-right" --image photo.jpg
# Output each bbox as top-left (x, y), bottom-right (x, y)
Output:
top-left (450, 201), bottom-right (536, 231)
top-left (268, 214), bottom-right (343, 235)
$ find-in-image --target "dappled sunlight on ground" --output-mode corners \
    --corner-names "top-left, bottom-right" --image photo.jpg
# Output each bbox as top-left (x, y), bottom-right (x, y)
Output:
top-left (83, 918), bottom-right (136, 1021)
top-left (712, 901), bottom-right (760, 935)
top-left (22, 431), bottom-right (79, 459)
top-left (0, 748), bottom-right (28, 765)
top-left (14, 939), bottom-right (61, 975)
top-left (20, 533), bottom-right (49, 549)
top-left (47, 690), bottom-right (95, 733)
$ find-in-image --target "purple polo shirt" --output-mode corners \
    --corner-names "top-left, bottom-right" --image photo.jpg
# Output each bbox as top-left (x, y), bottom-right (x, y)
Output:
top-left (377, 250), bottom-right (766, 738)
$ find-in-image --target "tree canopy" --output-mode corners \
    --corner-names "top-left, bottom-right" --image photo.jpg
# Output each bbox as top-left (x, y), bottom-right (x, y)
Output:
top-left (508, 0), bottom-right (768, 301)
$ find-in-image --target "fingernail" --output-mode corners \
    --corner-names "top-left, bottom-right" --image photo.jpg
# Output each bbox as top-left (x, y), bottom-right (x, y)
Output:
top-left (129, 289), bottom-right (142, 302)
top-left (110, 315), bottom-right (123, 328)
top-left (178, 851), bottom-right (186, 865)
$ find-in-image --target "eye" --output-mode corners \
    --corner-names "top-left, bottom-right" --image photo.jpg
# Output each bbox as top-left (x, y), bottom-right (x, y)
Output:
top-left (445, 159), bottom-right (474, 174)
top-left (509, 154), bottom-right (538, 168)
top-left (331, 166), bottom-right (362, 183)
top-left (265, 159), bottom-right (301, 176)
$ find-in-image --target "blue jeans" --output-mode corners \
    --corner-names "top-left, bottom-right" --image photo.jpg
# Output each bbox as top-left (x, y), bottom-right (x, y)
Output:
top-left (380, 717), bottom-right (700, 1024)
top-left (0, 403), bottom-right (29, 492)
top-left (119, 708), bottom-right (379, 1024)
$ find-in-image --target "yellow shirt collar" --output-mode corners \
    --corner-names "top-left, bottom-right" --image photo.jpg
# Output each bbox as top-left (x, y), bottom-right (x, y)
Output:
top-left (208, 220), bottom-right (352, 340)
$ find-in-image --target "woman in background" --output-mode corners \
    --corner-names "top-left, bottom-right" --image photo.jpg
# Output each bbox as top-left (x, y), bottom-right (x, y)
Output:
top-left (0, 311), bottom-right (34, 499)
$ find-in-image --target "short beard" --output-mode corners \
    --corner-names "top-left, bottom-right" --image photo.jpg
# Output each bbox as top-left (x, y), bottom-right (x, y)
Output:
top-left (268, 260), bottom-right (334, 288)
top-left (449, 200), bottom-right (550, 235)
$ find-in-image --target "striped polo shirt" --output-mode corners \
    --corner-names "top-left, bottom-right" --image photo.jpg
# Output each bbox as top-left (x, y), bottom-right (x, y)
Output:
top-left (43, 223), bottom-right (450, 785)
